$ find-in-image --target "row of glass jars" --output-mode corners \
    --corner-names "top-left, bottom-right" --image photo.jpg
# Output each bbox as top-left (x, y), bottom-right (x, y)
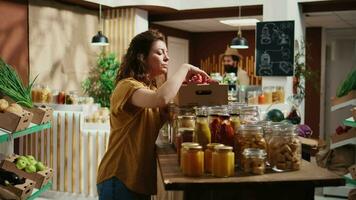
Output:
top-left (247, 86), bottom-right (285, 105)
top-left (174, 104), bottom-right (260, 149)
top-left (177, 122), bottom-right (301, 177)
top-left (180, 142), bottom-right (235, 177)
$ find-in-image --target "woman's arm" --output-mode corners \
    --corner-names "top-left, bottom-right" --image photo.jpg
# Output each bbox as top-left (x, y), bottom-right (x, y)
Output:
top-left (131, 64), bottom-right (208, 108)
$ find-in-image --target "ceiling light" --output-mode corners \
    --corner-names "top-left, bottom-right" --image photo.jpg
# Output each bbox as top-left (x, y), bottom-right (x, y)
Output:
top-left (220, 18), bottom-right (260, 27)
top-left (230, 3), bottom-right (249, 49)
top-left (91, 4), bottom-right (109, 46)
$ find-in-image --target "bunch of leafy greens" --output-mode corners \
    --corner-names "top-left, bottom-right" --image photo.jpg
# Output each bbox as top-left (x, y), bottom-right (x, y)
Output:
top-left (82, 53), bottom-right (120, 108)
top-left (336, 68), bottom-right (356, 97)
top-left (0, 59), bottom-right (37, 108)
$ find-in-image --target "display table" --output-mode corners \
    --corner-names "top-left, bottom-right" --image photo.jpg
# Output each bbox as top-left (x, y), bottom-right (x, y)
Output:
top-left (156, 144), bottom-right (345, 200)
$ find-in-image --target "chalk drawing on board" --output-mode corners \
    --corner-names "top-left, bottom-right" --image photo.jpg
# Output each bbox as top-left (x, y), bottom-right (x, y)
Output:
top-left (256, 20), bottom-right (294, 76)
top-left (261, 25), bottom-right (271, 45)
top-left (279, 61), bottom-right (293, 74)
top-left (279, 33), bottom-right (289, 45)
top-left (258, 52), bottom-right (273, 75)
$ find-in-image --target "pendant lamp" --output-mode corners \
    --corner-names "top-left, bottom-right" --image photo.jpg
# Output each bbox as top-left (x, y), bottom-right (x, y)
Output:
top-left (91, 4), bottom-right (109, 46)
top-left (230, 4), bottom-right (248, 49)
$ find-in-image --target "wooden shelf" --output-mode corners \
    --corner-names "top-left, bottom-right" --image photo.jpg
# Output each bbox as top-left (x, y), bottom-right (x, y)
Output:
top-left (331, 91), bottom-right (356, 112)
top-left (344, 117), bottom-right (356, 127)
top-left (0, 122), bottom-right (51, 143)
top-left (27, 181), bottom-right (52, 200)
top-left (331, 137), bottom-right (356, 149)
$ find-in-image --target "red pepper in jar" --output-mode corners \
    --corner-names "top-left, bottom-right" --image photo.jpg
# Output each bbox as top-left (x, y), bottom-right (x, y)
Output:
top-left (57, 91), bottom-right (66, 104)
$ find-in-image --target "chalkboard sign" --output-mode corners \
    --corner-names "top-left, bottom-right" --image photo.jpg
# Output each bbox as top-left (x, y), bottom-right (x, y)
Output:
top-left (256, 20), bottom-right (294, 76)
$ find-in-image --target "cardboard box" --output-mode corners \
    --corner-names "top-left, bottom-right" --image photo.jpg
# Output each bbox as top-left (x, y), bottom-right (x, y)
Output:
top-left (0, 154), bottom-right (53, 189)
top-left (24, 105), bottom-right (53, 124)
top-left (331, 90), bottom-right (356, 106)
top-left (0, 178), bottom-right (35, 200)
top-left (331, 128), bottom-right (356, 143)
top-left (174, 83), bottom-right (228, 106)
top-left (0, 110), bottom-right (33, 132)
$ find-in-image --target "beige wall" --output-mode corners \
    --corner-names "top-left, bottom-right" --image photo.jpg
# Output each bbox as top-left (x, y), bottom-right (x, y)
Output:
top-left (29, 0), bottom-right (100, 93)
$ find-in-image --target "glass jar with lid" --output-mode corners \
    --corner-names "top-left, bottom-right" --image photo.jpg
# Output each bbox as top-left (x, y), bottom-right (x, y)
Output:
top-left (228, 102), bottom-right (245, 133)
top-left (275, 86), bottom-right (285, 103)
top-left (268, 124), bottom-right (301, 172)
top-left (178, 115), bottom-right (195, 130)
top-left (180, 142), bottom-right (199, 169)
top-left (194, 107), bottom-right (211, 149)
top-left (65, 91), bottom-right (78, 104)
top-left (210, 72), bottom-right (223, 83)
top-left (208, 106), bottom-right (234, 147)
top-left (242, 148), bottom-right (267, 175)
top-left (263, 86), bottom-right (273, 104)
top-left (204, 143), bottom-right (224, 174)
top-left (239, 106), bottom-right (260, 125)
top-left (247, 91), bottom-right (259, 105)
top-left (235, 125), bottom-right (266, 167)
top-left (212, 145), bottom-right (235, 177)
top-left (182, 145), bottom-right (204, 177)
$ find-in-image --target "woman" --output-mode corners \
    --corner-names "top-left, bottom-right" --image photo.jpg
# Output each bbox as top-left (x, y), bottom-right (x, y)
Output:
top-left (96, 29), bottom-right (209, 200)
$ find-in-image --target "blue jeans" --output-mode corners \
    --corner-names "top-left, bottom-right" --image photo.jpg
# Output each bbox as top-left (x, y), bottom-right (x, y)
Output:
top-left (97, 177), bottom-right (150, 200)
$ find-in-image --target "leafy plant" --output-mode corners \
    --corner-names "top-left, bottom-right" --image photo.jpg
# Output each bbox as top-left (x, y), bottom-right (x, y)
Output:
top-left (336, 68), bottom-right (356, 97)
top-left (0, 58), bottom-right (38, 108)
top-left (82, 52), bottom-right (120, 108)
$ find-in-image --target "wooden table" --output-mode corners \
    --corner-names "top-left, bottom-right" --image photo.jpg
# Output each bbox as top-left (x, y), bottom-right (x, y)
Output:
top-left (156, 144), bottom-right (345, 200)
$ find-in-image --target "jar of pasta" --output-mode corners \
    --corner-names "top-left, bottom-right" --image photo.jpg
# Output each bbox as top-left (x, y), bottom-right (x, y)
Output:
top-left (242, 148), bottom-right (267, 175)
top-left (276, 86), bottom-right (285, 103)
top-left (212, 145), bottom-right (235, 177)
top-left (240, 106), bottom-right (260, 125)
top-left (204, 143), bottom-right (224, 174)
top-left (235, 125), bottom-right (266, 167)
top-left (182, 145), bottom-right (204, 177)
top-left (268, 124), bottom-right (301, 172)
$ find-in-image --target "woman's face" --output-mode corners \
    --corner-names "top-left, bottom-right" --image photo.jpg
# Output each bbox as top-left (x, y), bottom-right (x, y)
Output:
top-left (146, 40), bottom-right (169, 78)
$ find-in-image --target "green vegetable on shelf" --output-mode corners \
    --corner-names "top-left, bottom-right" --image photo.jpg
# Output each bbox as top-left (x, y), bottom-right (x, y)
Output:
top-left (336, 69), bottom-right (356, 98)
top-left (0, 58), bottom-right (38, 108)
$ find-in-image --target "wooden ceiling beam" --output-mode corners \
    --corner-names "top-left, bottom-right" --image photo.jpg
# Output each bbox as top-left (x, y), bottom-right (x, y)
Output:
top-left (301, 0), bottom-right (356, 13)
top-left (149, 5), bottom-right (263, 22)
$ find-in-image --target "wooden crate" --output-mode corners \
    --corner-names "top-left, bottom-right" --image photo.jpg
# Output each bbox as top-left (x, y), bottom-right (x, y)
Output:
top-left (0, 155), bottom-right (53, 189)
top-left (0, 178), bottom-right (35, 200)
top-left (174, 82), bottom-right (228, 107)
top-left (0, 110), bottom-right (33, 132)
top-left (24, 105), bottom-right (53, 124)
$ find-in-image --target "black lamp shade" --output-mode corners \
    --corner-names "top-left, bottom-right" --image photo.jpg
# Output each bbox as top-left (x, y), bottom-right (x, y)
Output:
top-left (230, 35), bottom-right (249, 49)
top-left (91, 31), bottom-right (109, 46)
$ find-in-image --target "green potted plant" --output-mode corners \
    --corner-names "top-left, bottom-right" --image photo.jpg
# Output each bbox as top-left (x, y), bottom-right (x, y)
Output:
top-left (82, 52), bottom-right (120, 108)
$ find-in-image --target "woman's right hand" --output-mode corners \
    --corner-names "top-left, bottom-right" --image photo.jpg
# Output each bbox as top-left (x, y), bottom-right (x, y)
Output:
top-left (183, 64), bottom-right (210, 83)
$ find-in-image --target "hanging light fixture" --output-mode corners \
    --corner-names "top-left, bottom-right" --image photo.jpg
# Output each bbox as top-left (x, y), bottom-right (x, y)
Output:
top-left (91, 4), bottom-right (109, 46)
top-left (230, 4), bottom-right (248, 49)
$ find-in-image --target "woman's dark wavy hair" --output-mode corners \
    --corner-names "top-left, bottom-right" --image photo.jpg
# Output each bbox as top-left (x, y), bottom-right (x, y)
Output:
top-left (116, 29), bottom-right (165, 85)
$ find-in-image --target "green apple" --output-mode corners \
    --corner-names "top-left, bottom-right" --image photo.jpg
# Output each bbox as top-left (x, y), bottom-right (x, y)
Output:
top-left (26, 155), bottom-right (37, 165)
top-left (35, 162), bottom-right (45, 172)
top-left (15, 159), bottom-right (27, 170)
top-left (24, 165), bottom-right (37, 173)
